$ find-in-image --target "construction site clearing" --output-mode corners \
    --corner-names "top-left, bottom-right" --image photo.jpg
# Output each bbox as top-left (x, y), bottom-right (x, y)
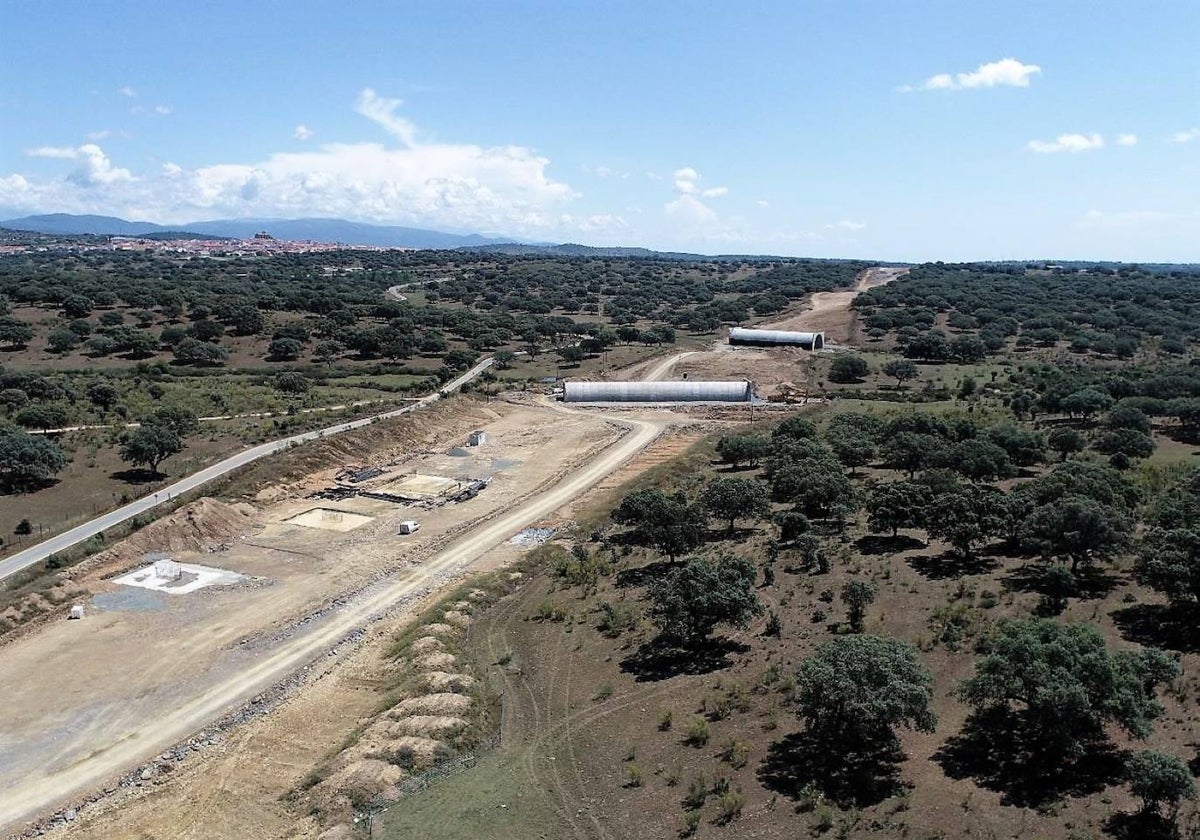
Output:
top-left (0, 400), bottom-right (642, 835)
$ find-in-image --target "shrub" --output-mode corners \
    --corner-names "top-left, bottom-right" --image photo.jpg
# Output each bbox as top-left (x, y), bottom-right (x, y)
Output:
top-left (683, 716), bottom-right (710, 747)
top-left (715, 789), bottom-right (746, 824)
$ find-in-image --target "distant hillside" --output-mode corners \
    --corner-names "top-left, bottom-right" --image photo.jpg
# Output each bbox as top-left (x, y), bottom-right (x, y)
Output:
top-left (0, 214), bottom-right (519, 249)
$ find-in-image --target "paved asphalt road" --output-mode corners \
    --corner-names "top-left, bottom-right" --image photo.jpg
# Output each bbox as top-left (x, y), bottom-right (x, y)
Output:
top-left (0, 357), bottom-right (495, 583)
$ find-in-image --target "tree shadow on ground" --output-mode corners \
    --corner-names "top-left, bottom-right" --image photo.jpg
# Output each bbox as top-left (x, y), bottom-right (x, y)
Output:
top-left (109, 468), bottom-right (161, 485)
top-left (614, 559), bottom-right (675, 589)
top-left (0, 477), bottom-right (60, 497)
top-left (907, 551), bottom-right (1000, 581)
top-left (620, 636), bottom-right (748, 682)
top-left (758, 730), bottom-right (908, 809)
top-left (934, 707), bottom-right (1127, 808)
top-left (1005, 562), bottom-right (1122, 600)
top-left (1105, 811), bottom-right (1181, 840)
top-left (854, 534), bottom-right (926, 556)
top-left (1112, 602), bottom-right (1200, 652)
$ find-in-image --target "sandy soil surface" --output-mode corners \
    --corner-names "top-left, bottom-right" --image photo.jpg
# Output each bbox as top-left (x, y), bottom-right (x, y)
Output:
top-left (0, 400), bottom-right (668, 834)
top-left (756, 265), bottom-right (907, 344)
top-left (617, 267), bottom-right (907, 399)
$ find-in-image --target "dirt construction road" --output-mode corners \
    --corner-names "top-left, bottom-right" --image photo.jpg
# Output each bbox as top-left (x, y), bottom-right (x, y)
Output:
top-left (758, 265), bottom-right (906, 343)
top-left (0, 407), bottom-right (665, 832)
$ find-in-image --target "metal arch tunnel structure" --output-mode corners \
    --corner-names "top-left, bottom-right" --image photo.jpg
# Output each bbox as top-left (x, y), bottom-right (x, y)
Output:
top-left (562, 380), bottom-right (754, 403)
top-left (728, 327), bottom-right (825, 350)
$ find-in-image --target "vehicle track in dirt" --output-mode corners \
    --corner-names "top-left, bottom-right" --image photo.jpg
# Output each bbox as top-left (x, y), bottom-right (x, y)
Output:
top-left (0, 405), bottom-right (666, 833)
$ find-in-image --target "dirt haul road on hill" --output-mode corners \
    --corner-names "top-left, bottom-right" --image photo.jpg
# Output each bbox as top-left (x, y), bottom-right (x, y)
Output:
top-left (0, 407), bottom-right (666, 833)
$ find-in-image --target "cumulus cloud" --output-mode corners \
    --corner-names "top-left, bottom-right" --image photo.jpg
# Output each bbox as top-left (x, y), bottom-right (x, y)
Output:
top-left (701, 186), bottom-right (728, 198)
top-left (902, 58), bottom-right (1041, 92)
top-left (1116, 133), bottom-right (1138, 147)
top-left (755, 199), bottom-right (769, 207)
top-left (673, 167), bottom-right (700, 193)
top-left (26, 144), bottom-right (134, 186)
top-left (826, 220), bottom-right (866, 231)
top-left (118, 86), bottom-right (137, 98)
top-left (1169, 128), bottom-right (1200, 144)
top-left (1026, 133), bottom-right (1105, 153)
top-left (154, 105), bottom-right (172, 115)
top-left (293, 124), bottom-right (314, 141)
top-left (1, 90), bottom-right (580, 237)
top-left (87, 130), bottom-right (112, 141)
top-left (664, 192), bottom-right (717, 226)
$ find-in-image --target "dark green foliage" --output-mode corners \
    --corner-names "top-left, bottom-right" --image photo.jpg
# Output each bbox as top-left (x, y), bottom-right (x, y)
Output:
top-left (960, 619), bottom-right (1178, 757)
top-left (773, 415), bottom-right (818, 441)
top-left (881, 432), bottom-right (947, 478)
top-left (829, 354), bottom-right (869, 383)
top-left (0, 428), bottom-right (69, 492)
top-left (613, 488), bottom-right (705, 561)
top-left (700, 476), bottom-right (771, 534)
top-left (1047, 426), bottom-right (1086, 461)
top-left (646, 555), bottom-right (763, 644)
top-left (1125, 750), bottom-right (1196, 817)
top-left (926, 485), bottom-right (1008, 558)
top-left (119, 424), bottom-right (182, 476)
top-left (865, 481), bottom-right (931, 537)
top-left (173, 337), bottom-right (229, 366)
top-left (0, 316), bottom-right (34, 348)
top-left (715, 433), bottom-right (769, 468)
top-left (984, 423), bottom-right (1045, 467)
top-left (940, 438), bottom-right (1015, 483)
top-left (840, 580), bottom-right (876, 632)
top-left (882, 358), bottom-right (918, 388)
top-left (1136, 526), bottom-right (1200, 606)
top-left (795, 635), bottom-right (936, 742)
top-left (1093, 427), bottom-right (1155, 459)
top-left (274, 372), bottom-right (310, 394)
top-left (1020, 495), bottom-right (1132, 572)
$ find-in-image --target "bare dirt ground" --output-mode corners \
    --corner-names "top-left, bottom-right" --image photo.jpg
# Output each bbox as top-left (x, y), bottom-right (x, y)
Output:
top-left (757, 266), bottom-right (905, 344)
top-left (0, 398), bottom-right (673, 835)
top-left (620, 267), bottom-right (907, 399)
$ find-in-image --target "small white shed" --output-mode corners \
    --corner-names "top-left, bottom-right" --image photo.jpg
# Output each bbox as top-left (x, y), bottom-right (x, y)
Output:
top-left (68, 604), bottom-right (85, 620)
top-left (399, 520), bottom-right (420, 535)
top-left (468, 430), bottom-right (487, 446)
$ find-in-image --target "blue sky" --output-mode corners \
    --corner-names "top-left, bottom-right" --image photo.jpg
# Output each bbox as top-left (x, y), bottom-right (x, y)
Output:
top-left (2, 0), bottom-right (1198, 261)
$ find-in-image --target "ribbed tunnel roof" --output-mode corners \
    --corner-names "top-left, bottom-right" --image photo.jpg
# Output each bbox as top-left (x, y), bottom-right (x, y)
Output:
top-left (728, 327), bottom-right (824, 348)
top-left (563, 380), bottom-right (753, 403)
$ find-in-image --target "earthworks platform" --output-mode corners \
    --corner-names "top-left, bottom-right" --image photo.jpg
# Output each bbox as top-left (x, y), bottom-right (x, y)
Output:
top-left (285, 507), bottom-right (376, 531)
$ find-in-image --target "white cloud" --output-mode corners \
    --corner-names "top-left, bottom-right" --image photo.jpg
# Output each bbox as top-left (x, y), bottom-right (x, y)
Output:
top-left (1026, 133), bottom-right (1105, 153)
top-left (1116, 133), bottom-right (1138, 147)
top-left (154, 105), bottom-right (172, 116)
top-left (118, 86), bottom-right (137, 98)
top-left (701, 186), bottom-right (728, 198)
top-left (355, 88), bottom-right (417, 147)
top-left (87, 129), bottom-right (112, 141)
top-left (902, 58), bottom-right (1041, 92)
top-left (1169, 128), bottom-right (1200, 144)
top-left (673, 166), bottom-right (700, 193)
top-left (293, 124), bottom-right (314, 141)
top-left (826, 220), bottom-right (866, 231)
top-left (26, 144), bottom-right (134, 186)
top-left (27, 146), bottom-right (80, 159)
top-left (665, 193), bottom-right (717, 226)
top-left (1, 91), bottom-right (580, 237)
top-left (755, 199), bottom-right (769, 207)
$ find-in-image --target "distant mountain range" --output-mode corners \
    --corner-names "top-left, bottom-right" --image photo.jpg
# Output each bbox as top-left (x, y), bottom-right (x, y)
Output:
top-left (0, 213), bottom-right (519, 249)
